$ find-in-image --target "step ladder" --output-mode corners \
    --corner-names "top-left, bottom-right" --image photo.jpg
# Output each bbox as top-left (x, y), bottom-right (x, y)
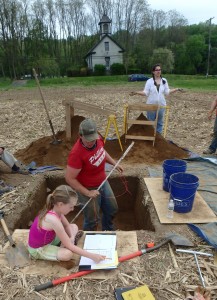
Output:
top-left (104, 114), bottom-right (123, 151)
top-left (124, 103), bottom-right (160, 146)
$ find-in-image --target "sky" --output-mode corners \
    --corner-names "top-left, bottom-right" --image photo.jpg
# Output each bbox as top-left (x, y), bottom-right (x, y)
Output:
top-left (150, 0), bottom-right (216, 25)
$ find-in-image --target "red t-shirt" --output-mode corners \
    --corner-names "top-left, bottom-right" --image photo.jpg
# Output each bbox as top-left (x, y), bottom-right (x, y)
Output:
top-left (67, 138), bottom-right (106, 188)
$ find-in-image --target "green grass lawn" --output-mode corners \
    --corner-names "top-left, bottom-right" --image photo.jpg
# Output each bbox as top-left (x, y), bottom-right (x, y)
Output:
top-left (0, 74), bottom-right (217, 91)
top-left (166, 74), bottom-right (217, 91)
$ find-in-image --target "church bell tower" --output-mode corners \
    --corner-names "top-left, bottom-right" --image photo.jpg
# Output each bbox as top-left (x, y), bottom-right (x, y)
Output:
top-left (98, 13), bottom-right (112, 39)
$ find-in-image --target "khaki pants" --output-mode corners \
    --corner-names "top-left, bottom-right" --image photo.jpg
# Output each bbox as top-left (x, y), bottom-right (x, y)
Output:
top-left (0, 148), bottom-right (17, 168)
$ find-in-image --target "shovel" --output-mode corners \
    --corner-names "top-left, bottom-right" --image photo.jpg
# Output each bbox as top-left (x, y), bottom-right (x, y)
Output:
top-left (0, 211), bottom-right (30, 268)
top-left (35, 232), bottom-right (193, 291)
top-left (32, 68), bottom-right (62, 145)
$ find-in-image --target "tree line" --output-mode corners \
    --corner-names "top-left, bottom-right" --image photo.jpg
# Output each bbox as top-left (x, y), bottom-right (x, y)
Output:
top-left (0, 0), bottom-right (217, 79)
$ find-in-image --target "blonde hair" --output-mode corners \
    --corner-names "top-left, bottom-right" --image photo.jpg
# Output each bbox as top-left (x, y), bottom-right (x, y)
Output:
top-left (38, 185), bottom-right (78, 227)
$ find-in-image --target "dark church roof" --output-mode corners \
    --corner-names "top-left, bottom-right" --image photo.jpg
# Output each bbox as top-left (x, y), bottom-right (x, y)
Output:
top-left (98, 14), bottom-right (111, 25)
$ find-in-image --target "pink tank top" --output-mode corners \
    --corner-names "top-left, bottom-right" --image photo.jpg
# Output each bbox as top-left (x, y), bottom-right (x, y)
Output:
top-left (28, 211), bottom-right (61, 248)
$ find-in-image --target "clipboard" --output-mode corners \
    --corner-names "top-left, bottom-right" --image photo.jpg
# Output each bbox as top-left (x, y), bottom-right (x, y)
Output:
top-left (79, 233), bottom-right (118, 270)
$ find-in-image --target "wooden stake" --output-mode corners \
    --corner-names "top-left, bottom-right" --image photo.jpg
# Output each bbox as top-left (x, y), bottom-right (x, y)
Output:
top-left (168, 243), bottom-right (179, 269)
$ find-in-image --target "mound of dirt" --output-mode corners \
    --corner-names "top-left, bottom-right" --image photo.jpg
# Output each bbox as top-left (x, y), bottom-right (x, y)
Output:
top-left (15, 114), bottom-right (188, 167)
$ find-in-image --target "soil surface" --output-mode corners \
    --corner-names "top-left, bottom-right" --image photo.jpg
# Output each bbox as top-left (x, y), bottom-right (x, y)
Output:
top-left (14, 114), bottom-right (188, 168)
top-left (0, 85), bottom-right (216, 300)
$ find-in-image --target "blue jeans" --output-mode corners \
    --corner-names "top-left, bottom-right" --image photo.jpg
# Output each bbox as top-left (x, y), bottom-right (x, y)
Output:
top-left (77, 181), bottom-right (118, 231)
top-left (209, 116), bottom-right (217, 152)
top-left (147, 108), bottom-right (165, 134)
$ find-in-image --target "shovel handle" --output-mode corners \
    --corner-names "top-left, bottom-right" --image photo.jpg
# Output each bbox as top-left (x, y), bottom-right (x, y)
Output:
top-left (145, 238), bottom-right (170, 253)
top-left (0, 218), bottom-right (15, 247)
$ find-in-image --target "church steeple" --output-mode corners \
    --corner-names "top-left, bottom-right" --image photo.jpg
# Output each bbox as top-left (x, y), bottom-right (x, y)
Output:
top-left (98, 13), bottom-right (112, 39)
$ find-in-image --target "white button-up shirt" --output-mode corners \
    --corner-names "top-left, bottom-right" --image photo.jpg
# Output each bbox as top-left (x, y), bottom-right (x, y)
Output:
top-left (143, 78), bottom-right (170, 106)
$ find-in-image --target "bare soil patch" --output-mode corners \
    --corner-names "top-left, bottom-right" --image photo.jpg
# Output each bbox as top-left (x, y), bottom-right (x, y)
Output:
top-left (0, 86), bottom-right (216, 299)
top-left (14, 114), bottom-right (188, 167)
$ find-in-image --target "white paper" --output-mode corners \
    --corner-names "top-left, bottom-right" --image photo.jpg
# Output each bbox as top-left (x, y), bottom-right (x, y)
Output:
top-left (79, 234), bottom-right (117, 270)
top-left (83, 234), bottom-right (116, 250)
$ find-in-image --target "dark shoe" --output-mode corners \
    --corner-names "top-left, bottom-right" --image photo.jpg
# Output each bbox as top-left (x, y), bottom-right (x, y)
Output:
top-left (203, 148), bottom-right (215, 154)
top-left (12, 161), bottom-right (29, 174)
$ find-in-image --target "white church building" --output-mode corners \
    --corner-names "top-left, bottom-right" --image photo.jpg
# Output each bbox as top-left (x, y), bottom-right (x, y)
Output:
top-left (85, 14), bottom-right (124, 72)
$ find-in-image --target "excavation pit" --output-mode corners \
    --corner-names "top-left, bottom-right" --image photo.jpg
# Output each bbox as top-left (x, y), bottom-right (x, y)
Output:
top-left (13, 174), bottom-right (155, 232)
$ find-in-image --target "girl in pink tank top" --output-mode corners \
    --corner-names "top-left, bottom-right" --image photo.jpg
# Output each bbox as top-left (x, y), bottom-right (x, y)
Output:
top-left (28, 185), bottom-right (106, 263)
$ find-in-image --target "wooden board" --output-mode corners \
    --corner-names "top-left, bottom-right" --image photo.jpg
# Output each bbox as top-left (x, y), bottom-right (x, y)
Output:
top-left (62, 99), bottom-right (116, 139)
top-left (0, 230), bottom-right (138, 279)
top-left (144, 177), bottom-right (217, 224)
top-left (62, 99), bottom-right (115, 116)
top-left (125, 135), bottom-right (155, 141)
top-left (128, 103), bottom-right (159, 111)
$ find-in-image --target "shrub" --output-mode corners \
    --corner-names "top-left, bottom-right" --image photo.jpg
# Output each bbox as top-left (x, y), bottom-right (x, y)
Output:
top-left (87, 68), bottom-right (93, 76)
top-left (33, 58), bottom-right (60, 77)
top-left (94, 64), bottom-right (106, 76)
top-left (127, 68), bottom-right (141, 74)
top-left (110, 63), bottom-right (125, 75)
top-left (66, 68), bottom-right (80, 77)
top-left (80, 67), bottom-right (88, 76)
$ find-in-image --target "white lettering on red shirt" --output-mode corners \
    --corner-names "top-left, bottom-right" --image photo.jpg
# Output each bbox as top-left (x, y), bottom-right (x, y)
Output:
top-left (89, 147), bottom-right (105, 166)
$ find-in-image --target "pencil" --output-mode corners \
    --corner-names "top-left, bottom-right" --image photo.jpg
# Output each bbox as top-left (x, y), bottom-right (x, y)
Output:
top-left (105, 257), bottom-right (112, 260)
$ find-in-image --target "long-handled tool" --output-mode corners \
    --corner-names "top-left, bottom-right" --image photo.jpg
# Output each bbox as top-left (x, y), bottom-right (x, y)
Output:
top-left (176, 249), bottom-right (213, 288)
top-left (70, 141), bottom-right (135, 223)
top-left (0, 211), bottom-right (30, 268)
top-left (34, 232), bottom-right (193, 291)
top-left (32, 68), bottom-right (62, 145)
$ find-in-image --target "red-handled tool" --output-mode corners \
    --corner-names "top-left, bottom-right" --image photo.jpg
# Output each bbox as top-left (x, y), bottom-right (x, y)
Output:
top-left (34, 233), bottom-right (193, 291)
top-left (146, 241), bottom-right (155, 248)
top-left (35, 251), bottom-right (144, 292)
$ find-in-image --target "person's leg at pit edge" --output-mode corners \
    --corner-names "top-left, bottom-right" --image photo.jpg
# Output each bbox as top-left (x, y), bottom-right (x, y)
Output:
top-left (77, 190), bottom-right (100, 231)
top-left (100, 181), bottom-right (118, 231)
top-left (203, 117), bottom-right (217, 154)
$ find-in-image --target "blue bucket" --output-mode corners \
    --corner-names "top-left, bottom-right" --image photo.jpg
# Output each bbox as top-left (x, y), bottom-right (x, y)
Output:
top-left (169, 172), bottom-right (199, 213)
top-left (163, 159), bottom-right (187, 192)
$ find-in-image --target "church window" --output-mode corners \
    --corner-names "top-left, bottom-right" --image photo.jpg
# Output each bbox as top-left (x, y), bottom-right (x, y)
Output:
top-left (105, 42), bottom-right (109, 51)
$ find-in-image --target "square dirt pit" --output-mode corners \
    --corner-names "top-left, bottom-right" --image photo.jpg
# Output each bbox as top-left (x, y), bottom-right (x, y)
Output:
top-left (14, 175), bottom-right (155, 232)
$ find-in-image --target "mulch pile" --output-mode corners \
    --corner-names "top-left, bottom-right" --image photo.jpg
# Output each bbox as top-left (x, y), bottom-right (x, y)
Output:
top-left (15, 114), bottom-right (188, 167)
